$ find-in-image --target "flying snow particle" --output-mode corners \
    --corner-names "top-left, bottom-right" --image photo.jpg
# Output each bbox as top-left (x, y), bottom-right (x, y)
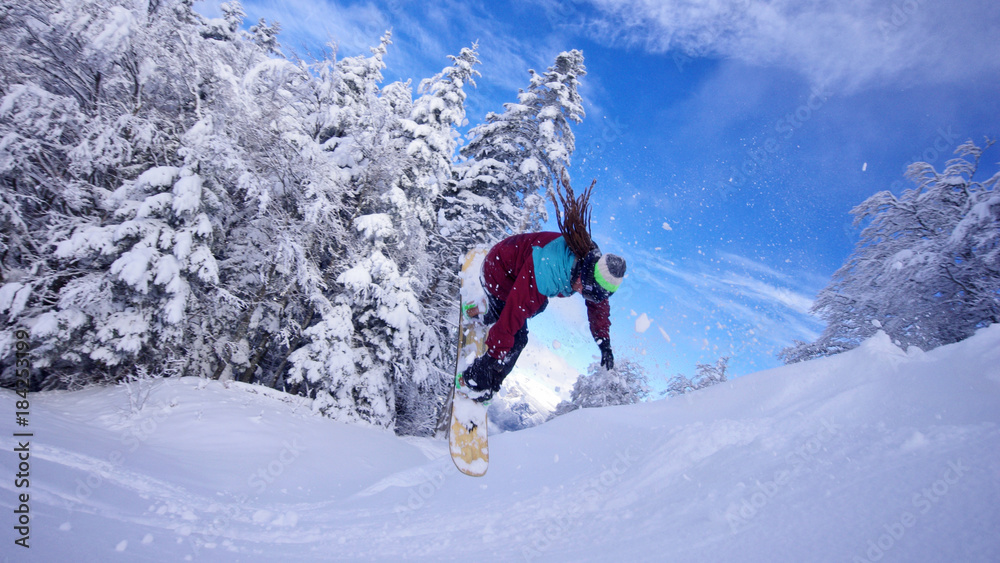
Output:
top-left (662, 222), bottom-right (672, 231)
top-left (862, 162), bottom-right (868, 172)
top-left (657, 325), bottom-right (671, 342)
top-left (635, 313), bottom-right (652, 333)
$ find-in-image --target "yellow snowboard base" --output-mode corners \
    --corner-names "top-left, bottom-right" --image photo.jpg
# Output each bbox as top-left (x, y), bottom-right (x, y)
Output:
top-left (448, 248), bottom-right (490, 477)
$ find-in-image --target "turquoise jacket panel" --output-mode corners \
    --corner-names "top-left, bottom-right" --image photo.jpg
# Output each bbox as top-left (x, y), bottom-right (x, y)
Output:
top-left (531, 236), bottom-right (577, 298)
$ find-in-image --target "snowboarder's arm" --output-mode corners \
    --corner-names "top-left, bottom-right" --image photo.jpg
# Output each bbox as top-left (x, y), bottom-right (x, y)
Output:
top-left (586, 298), bottom-right (611, 342)
top-left (587, 299), bottom-right (614, 369)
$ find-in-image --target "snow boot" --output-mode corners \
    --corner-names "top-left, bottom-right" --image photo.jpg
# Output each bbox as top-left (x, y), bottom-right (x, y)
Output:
top-left (456, 373), bottom-right (493, 404)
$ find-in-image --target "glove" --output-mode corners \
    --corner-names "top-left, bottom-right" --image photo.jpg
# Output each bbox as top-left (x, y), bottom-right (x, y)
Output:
top-left (598, 339), bottom-right (614, 370)
top-left (462, 354), bottom-right (503, 399)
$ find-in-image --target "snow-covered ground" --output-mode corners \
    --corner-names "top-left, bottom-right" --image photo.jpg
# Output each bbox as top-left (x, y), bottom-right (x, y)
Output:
top-left (3, 326), bottom-right (1000, 562)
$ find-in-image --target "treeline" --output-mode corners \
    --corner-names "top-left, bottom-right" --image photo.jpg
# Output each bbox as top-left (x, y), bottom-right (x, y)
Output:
top-left (0, 0), bottom-right (587, 434)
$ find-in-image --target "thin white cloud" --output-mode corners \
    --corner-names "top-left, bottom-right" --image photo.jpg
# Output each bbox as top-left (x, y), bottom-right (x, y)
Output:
top-left (624, 247), bottom-right (822, 347)
top-left (718, 251), bottom-right (791, 281)
top-left (577, 0), bottom-right (1000, 92)
top-left (720, 274), bottom-right (813, 314)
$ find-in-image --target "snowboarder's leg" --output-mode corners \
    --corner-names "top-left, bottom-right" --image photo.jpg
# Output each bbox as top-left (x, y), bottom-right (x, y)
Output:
top-left (461, 322), bottom-right (528, 402)
top-left (465, 268), bottom-right (538, 398)
top-left (458, 355), bottom-right (501, 403)
top-left (496, 324), bottom-right (528, 380)
top-left (482, 291), bottom-right (504, 326)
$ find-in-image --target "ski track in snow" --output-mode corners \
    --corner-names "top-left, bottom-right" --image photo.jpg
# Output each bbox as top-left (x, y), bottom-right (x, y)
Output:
top-left (2, 327), bottom-right (1000, 561)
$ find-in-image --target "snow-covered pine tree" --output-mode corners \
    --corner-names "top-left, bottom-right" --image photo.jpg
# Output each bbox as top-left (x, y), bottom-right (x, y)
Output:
top-left (285, 35), bottom-right (397, 426)
top-left (780, 141), bottom-right (1000, 363)
top-left (405, 44), bottom-right (480, 209)
top-left (50, 160), bottom-right (223, 370)
top-left (398, 45), bottom-right (482, 434)
top-left (412, 45), bottom-right (481, 245)
top-left (0, 0), bottom-right (248, 386)
top-left (0, 0), bottom-right (331, 388)
top-left (177, 46), bottom-right (332, 386)
top-left (248, 17), bottom-right (282, 55)
top-left (285, 33), bottom-right (445, 430)
top-left (453, 50), bottom-right (587, 242)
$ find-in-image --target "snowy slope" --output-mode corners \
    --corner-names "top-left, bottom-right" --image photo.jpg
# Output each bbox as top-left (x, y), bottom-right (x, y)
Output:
top-left (3, 326), bottom-right (1000, 562)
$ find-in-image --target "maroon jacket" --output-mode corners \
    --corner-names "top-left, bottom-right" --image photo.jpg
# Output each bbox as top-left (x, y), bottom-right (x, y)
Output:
top-left (482, 232), bottom-right (611, 360)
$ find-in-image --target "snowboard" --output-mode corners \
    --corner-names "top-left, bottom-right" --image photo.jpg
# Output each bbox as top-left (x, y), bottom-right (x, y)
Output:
top-left (448, 248), bottom-right (490, 477)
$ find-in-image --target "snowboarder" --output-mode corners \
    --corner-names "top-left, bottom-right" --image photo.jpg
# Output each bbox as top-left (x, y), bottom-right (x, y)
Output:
top-left (459, 178), bottom-right (627, 402)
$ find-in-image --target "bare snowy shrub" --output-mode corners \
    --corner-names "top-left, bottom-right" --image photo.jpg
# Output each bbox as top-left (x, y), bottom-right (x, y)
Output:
top-left (665, 357), bottom-right (729, 397)
top-left (551, 357), bottom-right (649, 416)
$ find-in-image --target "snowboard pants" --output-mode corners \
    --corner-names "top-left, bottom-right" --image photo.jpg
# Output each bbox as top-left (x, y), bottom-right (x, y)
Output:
top-left (481, 288), bottom-right (545, 384)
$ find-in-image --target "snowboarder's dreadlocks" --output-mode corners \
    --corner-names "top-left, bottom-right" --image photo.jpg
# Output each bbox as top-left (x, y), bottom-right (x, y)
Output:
top-left (550, 173), bottom-right (598, 259)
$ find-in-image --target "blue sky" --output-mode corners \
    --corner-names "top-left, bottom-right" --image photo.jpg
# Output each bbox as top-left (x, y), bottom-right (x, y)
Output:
top-left (197, 0), bottom-right (1000, 386)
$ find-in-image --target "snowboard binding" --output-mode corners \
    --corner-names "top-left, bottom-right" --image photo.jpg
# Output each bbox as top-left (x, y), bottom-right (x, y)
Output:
top-left (456, 373), bottom-right (493, 404)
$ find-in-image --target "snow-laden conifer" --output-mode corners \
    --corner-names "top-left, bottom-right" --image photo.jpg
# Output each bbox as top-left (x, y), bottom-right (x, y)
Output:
top-left (0, 0), bottom-right (239, 385)
top-left (782, 141), bottom-right (1000, 362)
top-left (456, 50), bottom-right (587, 239)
